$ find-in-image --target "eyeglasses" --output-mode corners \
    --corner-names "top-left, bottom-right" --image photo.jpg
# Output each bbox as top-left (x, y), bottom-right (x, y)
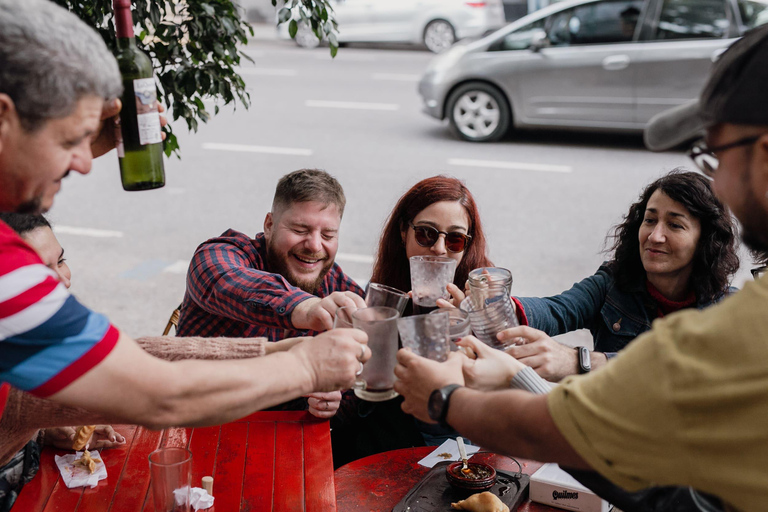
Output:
top-left (687, 135), bottom-right (762, 178)
top-left (751, 265), bottom-right (768, 280)
top-left (408, 221), bottom-right (472, 253)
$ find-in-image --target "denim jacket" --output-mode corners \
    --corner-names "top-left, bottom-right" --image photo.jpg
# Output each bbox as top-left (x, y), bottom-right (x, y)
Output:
top-left (517, 263), bottom-right (721, 355)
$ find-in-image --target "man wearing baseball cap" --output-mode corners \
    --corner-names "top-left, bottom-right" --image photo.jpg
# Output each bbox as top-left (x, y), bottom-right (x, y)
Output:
top-left (394, 25), bottom-right (768, 512)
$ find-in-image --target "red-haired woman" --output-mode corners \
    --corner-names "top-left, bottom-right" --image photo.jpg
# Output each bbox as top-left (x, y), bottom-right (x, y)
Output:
top-left (370, 175), bottom-right (493, 298)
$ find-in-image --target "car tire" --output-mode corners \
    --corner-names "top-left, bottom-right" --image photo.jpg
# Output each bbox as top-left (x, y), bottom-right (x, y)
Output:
top-left (446, 82), bottom-right (511, 142)
top-left (294, 22), bottom-right (321, 48)
top-left (424, 19), bottom-right (456, 53)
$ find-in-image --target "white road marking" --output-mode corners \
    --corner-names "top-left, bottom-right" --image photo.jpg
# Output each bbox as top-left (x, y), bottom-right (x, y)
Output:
top-left (236, 68), bottom-right (298, 76)
top-left (372, 73), bottom-right (420, 82)
top-left (163, 260), bottom-right (190, 274)
top-left (336, 253), bottom-right (375, 264)
top-left (447, 158), bottom-right (573, 173)
top-left (202, 143), bottom-right (313, 156)
top-left (305, 100), bottom-right (400, 111)
top-left (54, 226), bottom-right (124, 238)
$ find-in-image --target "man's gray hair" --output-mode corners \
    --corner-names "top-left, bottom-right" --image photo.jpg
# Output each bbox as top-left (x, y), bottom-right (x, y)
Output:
top-left (0, 0), bottom-right (123, 131)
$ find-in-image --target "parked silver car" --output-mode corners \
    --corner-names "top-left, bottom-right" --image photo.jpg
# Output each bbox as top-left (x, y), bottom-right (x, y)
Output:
top-left (278, 0), bottom-right (507, 53)
top-left (419, 0), bottom-right (768, 141)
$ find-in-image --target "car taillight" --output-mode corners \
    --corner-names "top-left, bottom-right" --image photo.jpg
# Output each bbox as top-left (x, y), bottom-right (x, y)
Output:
top-left (465, 2), bottom-right (487, 7)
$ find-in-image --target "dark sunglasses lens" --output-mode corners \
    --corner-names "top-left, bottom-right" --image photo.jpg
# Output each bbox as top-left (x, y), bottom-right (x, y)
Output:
top-left (445, 233), bottom-right (469, 252)
top-left (413, 226), bottom-right (439, 247)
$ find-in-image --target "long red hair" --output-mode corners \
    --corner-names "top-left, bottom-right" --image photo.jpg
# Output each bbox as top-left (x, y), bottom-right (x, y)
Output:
top-left (370, 176), bottom-right (492, 294)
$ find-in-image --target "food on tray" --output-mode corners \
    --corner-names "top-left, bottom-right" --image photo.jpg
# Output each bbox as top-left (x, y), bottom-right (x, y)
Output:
top-left (451, 491), bottom-right (509, 512)
top-left (73, 450), bottom-right (102, 474)
top-left (72, 425), bottom-right (96, 450)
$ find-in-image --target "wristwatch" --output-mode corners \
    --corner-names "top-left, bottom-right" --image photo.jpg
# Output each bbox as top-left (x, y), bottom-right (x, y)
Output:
top-left (428, 384), bottom-right (462, 427)
top-left (577, 346), bottom-right (591, 374)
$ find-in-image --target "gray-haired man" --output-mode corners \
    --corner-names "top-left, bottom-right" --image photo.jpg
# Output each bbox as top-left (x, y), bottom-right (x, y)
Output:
top-left (0, 0), bottom-right (368, 433)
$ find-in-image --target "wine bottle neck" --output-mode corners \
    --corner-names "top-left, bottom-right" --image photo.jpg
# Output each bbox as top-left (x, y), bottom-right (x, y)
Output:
top-left (113, 0), bottom-right (135, 39)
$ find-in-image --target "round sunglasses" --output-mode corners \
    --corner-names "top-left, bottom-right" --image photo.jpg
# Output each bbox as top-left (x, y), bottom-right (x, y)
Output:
top-left (408, 221), bottom-right (472, 253)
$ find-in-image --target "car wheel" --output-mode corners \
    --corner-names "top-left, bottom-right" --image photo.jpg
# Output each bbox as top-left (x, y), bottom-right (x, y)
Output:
top-left (446, 82), bottom-right (511, 142)
top-left (294, 22), bottom-right (321, 48)
top-left (424, 20), bottom-right (455, 53)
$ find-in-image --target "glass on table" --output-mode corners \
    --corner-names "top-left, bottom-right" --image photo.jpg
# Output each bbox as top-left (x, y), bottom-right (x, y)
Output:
top-left (460, 294), bottom-right (520, 350)
top-left (397, 311), bottom-right (451, 362)
top-left (351, 306), bottom-right (400, 402)
top-left (431, 307), bottom-right (471, 350)
top-left (148, 447), bottom-right (192, 512)
top-left (365, 282), bottom-right (410, 316)
top-left (409, 256), bottom-right (457, 315)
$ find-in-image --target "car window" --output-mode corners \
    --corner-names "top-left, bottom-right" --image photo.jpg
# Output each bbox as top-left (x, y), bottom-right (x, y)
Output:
top-left (737, 0), bottom-right (768, 29)
top-left (497, 19), bottom-right (547, 50)
top-left (653, 0), bottom-right (730, 39)
top-left (543, 0), bottom-right (644, 46)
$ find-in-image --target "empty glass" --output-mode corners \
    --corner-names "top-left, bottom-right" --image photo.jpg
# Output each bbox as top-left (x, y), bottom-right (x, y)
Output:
top-left (431, 307), bottom-right (471, 349)
top-left (352, 306), bottom-right (400, 402)
top-left (409, 256), bottom-right (457, 315)
top-left (365, 283), bottom-right (410, 316)
top-left (397, 312), bottom-right (451, 362)
top-left (460, 294), bottom-right (520, 350)
top-left (148, 447), bottom-right (192, 512)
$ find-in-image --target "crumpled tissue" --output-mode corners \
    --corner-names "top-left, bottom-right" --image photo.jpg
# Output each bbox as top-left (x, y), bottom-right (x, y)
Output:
top-left (173, 486), bottom-right (215, 511)
top-left (54, 450), bottom-right (107, 488)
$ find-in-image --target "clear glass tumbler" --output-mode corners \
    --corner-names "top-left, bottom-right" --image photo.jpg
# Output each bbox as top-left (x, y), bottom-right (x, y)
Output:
top-left (460, 294), bottom-right (520, 349)
top-left (409, 256), bottom-right (457, 315)
top-left (351, 306), bottom-right (400, 402)
top-left (431, 307), bottom-right (471, 349)
top-left (397, 312), bottom-right (451, 362)
top-left (467, 267), bottom-right (513, 310)
top-left (148, 447), bottom-right (192, 512)
top-left (365, 283), bottom-right (410, 316)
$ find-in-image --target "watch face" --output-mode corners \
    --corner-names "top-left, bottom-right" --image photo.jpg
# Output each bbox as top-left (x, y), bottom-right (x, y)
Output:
top-left (428, 389), bottom-right (444, 422)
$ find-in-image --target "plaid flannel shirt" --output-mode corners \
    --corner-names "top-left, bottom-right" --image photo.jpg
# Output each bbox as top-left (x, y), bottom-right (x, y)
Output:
top-left (177, 230), bottom-right (364, 341)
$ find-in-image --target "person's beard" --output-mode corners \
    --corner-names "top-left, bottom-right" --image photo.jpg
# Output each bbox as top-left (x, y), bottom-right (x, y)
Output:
top-left (737, 162), bottom-right (768, 252)
top-left (265, 240), bottom-right (334, 294)
top-left (15, 196), bottom-right (43, 214)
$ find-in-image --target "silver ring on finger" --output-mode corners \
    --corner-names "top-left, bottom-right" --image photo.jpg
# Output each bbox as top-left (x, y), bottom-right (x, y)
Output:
top-left (358, 345), bottom-right (366, 361)
top-left (356, 361), bottom-right (364, 376)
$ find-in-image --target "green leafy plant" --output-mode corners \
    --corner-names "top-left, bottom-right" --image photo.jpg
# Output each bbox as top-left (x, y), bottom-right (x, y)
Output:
top-left (274, 0), bottom-right (340, 57)
top-left (55, 0), bottom-right (338, 157)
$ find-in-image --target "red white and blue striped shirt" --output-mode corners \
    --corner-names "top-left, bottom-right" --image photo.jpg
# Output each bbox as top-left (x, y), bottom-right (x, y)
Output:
top-left (177, 230), bottom-right (364, 341)
top-left (0, 221), bottom-right (119, 403)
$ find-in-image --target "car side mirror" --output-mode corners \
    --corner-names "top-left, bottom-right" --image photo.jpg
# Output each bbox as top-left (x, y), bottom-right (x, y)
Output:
top-left (529, 29), bottom-right (549, 52)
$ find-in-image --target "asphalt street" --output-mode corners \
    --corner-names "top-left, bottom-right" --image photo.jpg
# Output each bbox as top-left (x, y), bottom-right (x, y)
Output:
top-left (47, 26), bottom-right (753, 338)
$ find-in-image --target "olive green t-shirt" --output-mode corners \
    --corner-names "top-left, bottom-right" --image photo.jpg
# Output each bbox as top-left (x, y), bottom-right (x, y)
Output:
top-left (548, 276), bottom-right (768, 512)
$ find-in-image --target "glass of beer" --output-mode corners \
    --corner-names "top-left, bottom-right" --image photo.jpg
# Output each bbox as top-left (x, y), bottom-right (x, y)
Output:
top-left (351, 306), bottom-right (400, 402)
top-left (409, 256), bottom-right (457, 315)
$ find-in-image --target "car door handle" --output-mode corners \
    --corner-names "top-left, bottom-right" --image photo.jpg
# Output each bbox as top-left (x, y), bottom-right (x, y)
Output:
top-left (602, 55), bottom-right (630, 71)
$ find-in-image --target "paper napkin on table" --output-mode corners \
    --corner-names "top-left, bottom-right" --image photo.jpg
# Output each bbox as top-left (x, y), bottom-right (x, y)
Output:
top-left (418, 438), bottom-right (480, 468)
top-left (174, 486), bottom-right (215, 511)
top-left (54, 450), bottom-right (107, 488)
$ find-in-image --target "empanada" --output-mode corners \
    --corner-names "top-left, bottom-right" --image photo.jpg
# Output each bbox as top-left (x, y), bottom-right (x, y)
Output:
top-left (73, 450), bottom-right (102, 474)
top-left (451, 491), bottom-right (509, 512)
top-left (72, 425), bottom-right (96, 450)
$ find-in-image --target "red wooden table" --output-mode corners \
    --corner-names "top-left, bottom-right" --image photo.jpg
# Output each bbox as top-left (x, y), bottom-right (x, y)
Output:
top-left (335, 446), bottom-right (559, 511)
top-left (15, 411), bottom-right (336, 512)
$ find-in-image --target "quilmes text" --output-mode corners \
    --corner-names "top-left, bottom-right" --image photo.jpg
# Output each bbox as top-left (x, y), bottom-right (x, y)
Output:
top-left (552, 489), bottom-right (579, 500)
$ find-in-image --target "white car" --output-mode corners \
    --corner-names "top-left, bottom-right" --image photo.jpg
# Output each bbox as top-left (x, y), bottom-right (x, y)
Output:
top-left (278, 0), bottom-right (507, 53)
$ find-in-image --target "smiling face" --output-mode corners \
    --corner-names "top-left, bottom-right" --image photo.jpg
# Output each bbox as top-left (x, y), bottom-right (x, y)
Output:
top-left (264, 200), bottom-right (341, 293)
top-left (0, 94), bottom-right (102, 214)
top-left (23, 225), bottom-right (71, 288)
top-left (402, 200), bottom-right (470, 265)
top-left (638, 190), bottom-right (702, 284)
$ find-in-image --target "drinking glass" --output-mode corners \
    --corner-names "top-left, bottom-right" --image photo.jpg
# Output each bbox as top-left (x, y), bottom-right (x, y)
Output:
top-left (467, 267), bottom-right (513, 309)
top-left (397, 312), bottom-right (451, 362)
top-left (409, 256), bottom-right (457, 315)
top-left (148, 447), bottom-right (192, 512)
top-left (460, 294), bottom-right (520, 349)
top-left (431, 307), bottom-right (471, 349)
top-left (333, 306), bottom-right (355, 328)
top-left (365, 283), bottom-right (410, 316)
top-left (351, 306), bottom-right (400, 402)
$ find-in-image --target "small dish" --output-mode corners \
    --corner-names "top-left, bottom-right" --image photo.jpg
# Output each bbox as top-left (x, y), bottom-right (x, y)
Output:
top-left (445, 461), bottom-right (497, 491)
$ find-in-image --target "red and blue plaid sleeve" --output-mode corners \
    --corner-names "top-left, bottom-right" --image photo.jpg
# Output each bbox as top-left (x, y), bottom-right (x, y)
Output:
top-left (186, 240), bottom-right (316, 330)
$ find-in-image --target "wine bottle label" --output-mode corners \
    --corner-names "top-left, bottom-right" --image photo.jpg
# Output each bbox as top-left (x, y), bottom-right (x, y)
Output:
top-left (132, 78), bottom-right (162, 146)
top-left (116, 124), bottom-right (124, 158)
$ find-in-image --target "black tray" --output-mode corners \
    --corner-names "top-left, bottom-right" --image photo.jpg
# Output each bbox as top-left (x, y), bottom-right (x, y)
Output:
top-left (393, 461), bottom-right (530, 512)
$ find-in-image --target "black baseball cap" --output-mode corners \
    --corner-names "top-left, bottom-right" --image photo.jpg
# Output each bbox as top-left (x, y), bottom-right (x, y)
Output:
top-left (645, 25), bottom-right (768, 151)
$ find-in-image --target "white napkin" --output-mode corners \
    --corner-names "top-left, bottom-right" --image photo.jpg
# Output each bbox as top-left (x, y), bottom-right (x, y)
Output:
top-left (174, 486), bottom-right (215, 511)
top-left (54, 450), bottom-right (107, 488)
top-left (418, 438), bottom-right (480, 468)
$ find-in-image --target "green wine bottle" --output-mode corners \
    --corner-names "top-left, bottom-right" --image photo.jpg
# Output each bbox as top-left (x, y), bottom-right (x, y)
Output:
top-left (113, 0), bottom-right (165, 191)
